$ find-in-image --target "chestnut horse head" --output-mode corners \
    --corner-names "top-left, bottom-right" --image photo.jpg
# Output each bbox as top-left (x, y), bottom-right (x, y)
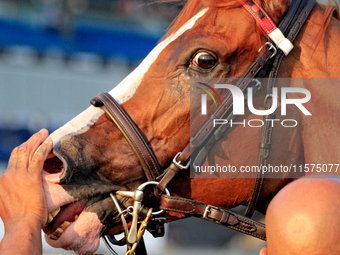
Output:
top-left (42, 0), bottom-right (340, 254)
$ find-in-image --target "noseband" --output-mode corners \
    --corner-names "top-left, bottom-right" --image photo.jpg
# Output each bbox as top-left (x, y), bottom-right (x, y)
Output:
top-left (90, 0), bottom-right (316, 254)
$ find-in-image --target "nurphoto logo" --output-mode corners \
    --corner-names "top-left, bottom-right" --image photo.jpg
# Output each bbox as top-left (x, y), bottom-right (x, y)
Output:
top-left (199, 84), bottom-right (312, 128)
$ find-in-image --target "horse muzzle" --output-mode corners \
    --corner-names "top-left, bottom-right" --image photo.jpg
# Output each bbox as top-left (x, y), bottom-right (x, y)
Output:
top-left (42, 139), bottom-right (134, 254)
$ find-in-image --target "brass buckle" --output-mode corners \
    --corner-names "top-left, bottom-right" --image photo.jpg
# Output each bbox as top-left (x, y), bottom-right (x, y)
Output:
top-left (173, 152), bottom-right (191, 170)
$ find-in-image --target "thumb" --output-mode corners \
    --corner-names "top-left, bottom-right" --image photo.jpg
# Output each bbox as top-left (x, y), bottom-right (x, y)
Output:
top-left (259, 247), bottom-right (268, 255)
top-left (29, 138), bottom-right (53, 175)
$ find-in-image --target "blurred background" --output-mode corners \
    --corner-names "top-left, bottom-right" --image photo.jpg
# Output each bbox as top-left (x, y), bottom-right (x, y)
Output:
top-left (0, 0), bottom-right (181, 165)
top-left (0, 0), bottom-right (336, 254)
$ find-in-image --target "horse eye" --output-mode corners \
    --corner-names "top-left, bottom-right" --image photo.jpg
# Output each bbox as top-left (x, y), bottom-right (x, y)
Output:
top-left (191, 52), bottom-right (217, 69)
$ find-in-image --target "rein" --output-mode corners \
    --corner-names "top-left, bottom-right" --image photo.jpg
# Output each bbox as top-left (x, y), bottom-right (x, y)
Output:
top-left (90, 0), bottom-right (316, 254)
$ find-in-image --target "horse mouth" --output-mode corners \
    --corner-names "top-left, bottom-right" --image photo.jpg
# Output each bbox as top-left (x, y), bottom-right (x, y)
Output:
top-left (43, 153), bottom-right (125, 245)
top-left (43, 199), bottom-right (88, 241)
top-left (43, 155), bottom-right (88, 241)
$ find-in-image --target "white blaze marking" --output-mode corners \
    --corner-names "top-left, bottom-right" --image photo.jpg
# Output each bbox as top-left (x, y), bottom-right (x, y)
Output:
top-left (49, 106), bottom-right (103, 145)
top-left (49, 8), bottom-right (209, 144)
top-left (110, 7), bottom-right (208, 103)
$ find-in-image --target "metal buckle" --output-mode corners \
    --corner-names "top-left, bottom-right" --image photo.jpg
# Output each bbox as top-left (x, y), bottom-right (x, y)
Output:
top-left (203, 205), bottom-right (220, 220)
top-left (252, 79), bottom-right (262, 90)
top-left (173, 152), bottom-right (191, 170)
top-left (258, 42), bottom-right (277, 59)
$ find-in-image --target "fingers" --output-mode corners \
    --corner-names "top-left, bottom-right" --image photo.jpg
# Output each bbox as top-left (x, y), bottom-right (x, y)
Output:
top-left (27, 129), bottom-right (49, 160)
top-left (29, 137), bottom-right (53, 176)
top-left (15, 144), bottom-right (29, 170)
top-left (7, 147), bottom-right (18, 169)
top-left (8, 143), bottom-right (29, 170)
top-left (259, 247), bottom-right (268, 255)
top-left (7, 129), bottom-right (51, 173)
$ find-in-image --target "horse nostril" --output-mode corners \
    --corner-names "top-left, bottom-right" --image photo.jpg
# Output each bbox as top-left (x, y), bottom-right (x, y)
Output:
top-left (44, 157), bottom-right (64, 174)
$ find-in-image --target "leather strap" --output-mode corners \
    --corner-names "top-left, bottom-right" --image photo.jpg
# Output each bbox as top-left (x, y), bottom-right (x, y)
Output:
top-left (243, 0), bottom-right (316, 218)
top-left (237, 0), bottom-right (294, 55)
top-left (91, 92), bottom-right (161, 181)
top-left (191, 46), bottom-right (275, 151)
top-left (160, 195), bottom-right (266, 241)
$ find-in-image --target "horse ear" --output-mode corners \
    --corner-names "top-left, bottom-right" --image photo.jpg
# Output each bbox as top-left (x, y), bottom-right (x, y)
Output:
top-left (261, 0), bottom-right (290, 24)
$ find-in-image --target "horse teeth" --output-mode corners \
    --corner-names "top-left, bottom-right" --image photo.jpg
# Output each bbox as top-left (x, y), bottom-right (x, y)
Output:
top-left (51, 208), bottom-right (61, 218)
top-left (46, 208), bottom-right (61, 225)
top-left (60, 221), bottom-right (71, 230)
top-left (48, 221), bottom-right (71, 240)
top-left (48, 233), bottom-right (59, 240)
top-left (74, 214), bottom-right (79, 220)
top-left (47, 214), bottom-right (53, 224)
top-left (49, 227), bottom-right (63, 240)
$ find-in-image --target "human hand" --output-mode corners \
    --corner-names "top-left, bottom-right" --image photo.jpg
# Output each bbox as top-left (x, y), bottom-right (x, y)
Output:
top-left (260, 247), bottom-right (267, 255)
top-left (0, 129), bottom-right (53, 230)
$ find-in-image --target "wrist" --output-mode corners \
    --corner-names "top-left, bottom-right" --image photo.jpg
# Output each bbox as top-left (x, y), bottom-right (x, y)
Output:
top-left (1, 216), bottom-right (43, 255)
top-left (4, 216), bottom-right (43, 234)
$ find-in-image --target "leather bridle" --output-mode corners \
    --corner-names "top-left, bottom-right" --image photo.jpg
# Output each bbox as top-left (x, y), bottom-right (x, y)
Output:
top-left (89, 0), bottom-right (316, 253)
